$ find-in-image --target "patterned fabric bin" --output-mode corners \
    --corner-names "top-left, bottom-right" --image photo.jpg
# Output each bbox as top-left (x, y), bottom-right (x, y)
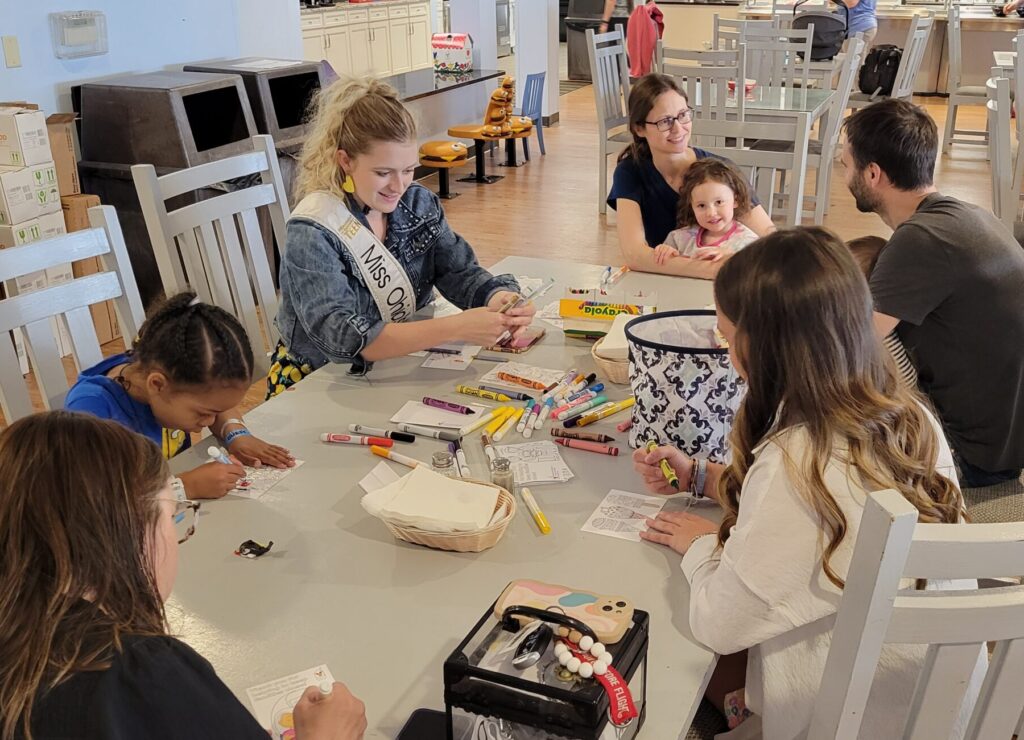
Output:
top-left (625, 310), bottom-right (744, 463)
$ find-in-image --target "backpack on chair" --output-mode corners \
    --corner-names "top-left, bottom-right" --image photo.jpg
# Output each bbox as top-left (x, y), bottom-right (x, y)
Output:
top-left (858, 44), bottom-right (902, 97)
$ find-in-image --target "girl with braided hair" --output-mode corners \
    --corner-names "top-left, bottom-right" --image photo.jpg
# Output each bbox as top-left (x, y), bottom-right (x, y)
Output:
top-left (65, 292), bottom-right (294, 499)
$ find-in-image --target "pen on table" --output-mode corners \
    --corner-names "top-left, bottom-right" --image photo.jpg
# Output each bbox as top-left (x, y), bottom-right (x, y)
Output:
top-left (479, 384), bottom-right (532, 402)
top-left (515, 399), bottom-right (534, 433)
top-left (347, 424), bottom-right (416, 443)
top-left (207, 446), bottom-right (234, 466)
top-left (550, 429), bottom-right (615, 443)
top-left (519, 486), bottom-right (551, 535)
top-left (554, 438), bottom-right (619, 456)
top-left (480, 431), bottom-right (498, 465)
top-left (424, 346), bottom-right (461, 355)
top-left (484, 407), bottom-right (513, 436)
top-left (600, 265), bottom-right (613, 285)
top-left (534, 397), bottom-right (555, 430)
top-left (493, 408), bottom-right (523, 442)
top-left (646, 440), bottom-right (679, 490)
top-left (423, 396), bottom-right (476, 415)
top-left (452, 438), bottom-right (472, 478)
top-left (574, 397), bottom-right (635, 427)
top-left (370, 445), bottom-right (424, 469)
top-left (565, 383), bottom-right (604, 403)
top-left (552, 391), bottom-right (599, 417)
top-left (563, 401), bottom-right (616, 427)
top-left (522, 402), bottom-right (542, 438)
top-left (457, 384), bottom-right (512, 402)
top-left (447, 441), bottom-right (465, 476)
top-left (460, 407), bottom-right (502, 436)
top-left (541, 369), bottom-right (577, 402)
top-left (557, 396), bottom-right (609, 421)
top-left (605, 265), bottom-right (630, 286)
top-left (396, 423), bottom-right (461, 442)
top-left (320, 433), bottom-right (393, 447)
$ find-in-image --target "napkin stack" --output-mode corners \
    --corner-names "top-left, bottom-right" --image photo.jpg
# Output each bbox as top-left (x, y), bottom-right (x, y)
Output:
top-left (361, 466), bottom-right (499, 533)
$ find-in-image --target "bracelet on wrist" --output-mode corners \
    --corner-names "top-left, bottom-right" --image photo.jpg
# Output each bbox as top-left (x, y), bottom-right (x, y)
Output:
top-left (219, 417), bottom-right (246, 438)
top-left (223, 428), bottom-right (252, 446)
top-left (694, 458), bottom-right (709, 499)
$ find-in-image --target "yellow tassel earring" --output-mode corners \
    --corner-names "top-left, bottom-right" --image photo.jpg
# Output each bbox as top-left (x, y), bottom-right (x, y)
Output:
top-left (341, 173), bottom-right (356, 194)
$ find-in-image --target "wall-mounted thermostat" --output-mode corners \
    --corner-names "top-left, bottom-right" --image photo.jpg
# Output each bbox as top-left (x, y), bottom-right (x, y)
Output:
top-left (49, 11), bottom-right (108, 59)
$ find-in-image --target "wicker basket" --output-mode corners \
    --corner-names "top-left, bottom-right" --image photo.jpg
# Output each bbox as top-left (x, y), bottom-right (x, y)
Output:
top-left (591, 336), bottom-right (630, 385)
top-left (380, 481), bottom-right (516, 553)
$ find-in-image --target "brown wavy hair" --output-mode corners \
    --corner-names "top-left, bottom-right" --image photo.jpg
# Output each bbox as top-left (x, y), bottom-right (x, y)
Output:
top-left (712, 227), bottom-right (964, 589)
top-left (618, 73), bottom-right (689, 163)
top-left (0, 411), bottom-right (170, 740)
top-left (676, 158), bottom-right (752, 229)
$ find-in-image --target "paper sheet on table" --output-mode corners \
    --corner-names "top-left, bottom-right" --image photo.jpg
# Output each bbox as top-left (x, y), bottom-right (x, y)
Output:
top-left (246, 664), bottom-right (335, 737)
top-left (390, 400), bottom-right (488, 428)
top-left (494, 441), bottom-right (574, 484)
top-left (231, 460), bottom-right (305, 499)
top-left (361, 465), bottom-right (499, 531)
top-left (478, 361), bottom-right (567, 391)
top-left (409, 342), bottom-right (482, 370)
top-left (537, 300), bottom-right (564, 329)
top-left (359, 461), bottom-right (402, 493)
top-left (581, 490), bottom-right (668, 542)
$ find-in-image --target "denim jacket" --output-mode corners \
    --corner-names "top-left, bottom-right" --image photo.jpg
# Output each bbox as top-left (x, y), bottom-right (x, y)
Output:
top-left (275, 183), bottom-right (519, 374)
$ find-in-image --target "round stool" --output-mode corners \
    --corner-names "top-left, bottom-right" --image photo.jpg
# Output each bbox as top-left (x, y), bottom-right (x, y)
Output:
top-left (418, 141), bottom-right (470, 199)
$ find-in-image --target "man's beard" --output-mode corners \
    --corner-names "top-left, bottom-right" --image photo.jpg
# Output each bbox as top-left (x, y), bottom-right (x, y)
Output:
top-left (848, 172), bottom-right (880, 214)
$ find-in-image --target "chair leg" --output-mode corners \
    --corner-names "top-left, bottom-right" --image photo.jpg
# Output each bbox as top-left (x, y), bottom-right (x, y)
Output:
top-left (536, 119), bottom-right (546, 156)
top-left (436, 167), bottom-right (459, 199)
top-left (523, 137), bottom-right (530, 161)
top-left (943, 101), bottom-right (957, 154)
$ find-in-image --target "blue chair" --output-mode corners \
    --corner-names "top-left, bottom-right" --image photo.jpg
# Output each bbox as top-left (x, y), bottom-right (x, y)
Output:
top-left (516, 72), bottom-right (546, 159)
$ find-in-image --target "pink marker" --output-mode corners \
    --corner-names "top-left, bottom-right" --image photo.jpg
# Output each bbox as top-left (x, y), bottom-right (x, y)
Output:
top-left (616, 419), bottom-right (633, 432)
top-left (320, 433), bottom-right (393, 447)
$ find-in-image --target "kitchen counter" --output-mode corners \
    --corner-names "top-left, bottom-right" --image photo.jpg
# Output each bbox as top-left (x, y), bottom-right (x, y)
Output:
top-left (380, 68), bottom-right (506, 102)
top-left (300, 0), bottom-right (423, 11)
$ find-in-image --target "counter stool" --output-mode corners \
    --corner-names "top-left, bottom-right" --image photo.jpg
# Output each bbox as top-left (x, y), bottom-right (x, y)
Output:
top-left (446, 126), bottom-right (507, 184)
top-left (418, 141), bottom-right (470, 199)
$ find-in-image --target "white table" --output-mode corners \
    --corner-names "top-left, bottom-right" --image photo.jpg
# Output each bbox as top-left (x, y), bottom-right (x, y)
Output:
top-left (168, 257), bottom-right (718, 738)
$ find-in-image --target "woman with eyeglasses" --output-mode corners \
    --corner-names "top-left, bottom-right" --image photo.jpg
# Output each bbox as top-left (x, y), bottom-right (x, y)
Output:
top-left (607, 74), bottom-right (775, 280)
top-left (0, 411), bottom-right (366, 740)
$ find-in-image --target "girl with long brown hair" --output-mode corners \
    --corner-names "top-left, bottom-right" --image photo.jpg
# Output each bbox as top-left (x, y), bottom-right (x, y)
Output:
top-left (0, 411), bottom-right (365, 740)
top-left (632, 228), bottom-right (981, 738)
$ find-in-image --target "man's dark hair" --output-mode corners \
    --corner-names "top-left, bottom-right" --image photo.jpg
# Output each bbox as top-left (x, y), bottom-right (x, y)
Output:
top-left (842, 99), bottom-right (937, 191)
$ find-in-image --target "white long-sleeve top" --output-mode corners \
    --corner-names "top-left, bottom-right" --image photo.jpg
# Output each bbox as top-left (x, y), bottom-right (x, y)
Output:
top-left (680, 413), bottom-right (985, 740)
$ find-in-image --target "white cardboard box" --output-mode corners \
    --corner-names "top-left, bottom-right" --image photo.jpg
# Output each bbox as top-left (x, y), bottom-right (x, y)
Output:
top-left (0, 108), bottom-right (51, 167)
top-left (0, 162), bottom-right (61, 225)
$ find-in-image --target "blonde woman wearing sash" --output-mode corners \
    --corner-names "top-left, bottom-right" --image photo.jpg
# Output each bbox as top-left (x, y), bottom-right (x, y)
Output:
top-left (269, 79), bottom-right (534, 396)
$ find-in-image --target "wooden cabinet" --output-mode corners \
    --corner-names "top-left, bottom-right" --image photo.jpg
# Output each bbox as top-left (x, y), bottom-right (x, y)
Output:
top-left (299, 3), bottom-right (432, 76)
top-left (325, 26), bottom-right (352, 77)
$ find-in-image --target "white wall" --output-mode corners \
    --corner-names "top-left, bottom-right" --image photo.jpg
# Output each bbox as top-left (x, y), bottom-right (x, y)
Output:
top-left (0, 0), bottom-right (303, 115)
top-left (450, 0), bottom-right (498, 70)
top-left (514, 0), bottom-right (559, 119)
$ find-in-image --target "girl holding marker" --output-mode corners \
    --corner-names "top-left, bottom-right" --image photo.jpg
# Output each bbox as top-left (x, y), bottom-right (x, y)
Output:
top-left (632, 228), bottom-right (978, 737)
top-left (65, 292), bottom-right (294, 500)
top-left (0, 412), bottom-right (364, 740)
top-left (269, 78), bottom-right (535, 394)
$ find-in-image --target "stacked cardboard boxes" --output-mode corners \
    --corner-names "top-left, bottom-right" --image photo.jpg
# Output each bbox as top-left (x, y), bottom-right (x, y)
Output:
top-left (63, 194), bottom-right (119, 345)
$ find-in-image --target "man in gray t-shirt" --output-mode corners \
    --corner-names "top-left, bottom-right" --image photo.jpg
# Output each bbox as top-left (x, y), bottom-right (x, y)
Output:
top-left (842, 100), bottom-right (1024, 487)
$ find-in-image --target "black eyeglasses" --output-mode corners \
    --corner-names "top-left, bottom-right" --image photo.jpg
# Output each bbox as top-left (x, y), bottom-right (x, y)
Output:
top-left (645, 110), bottom-right (693, 132)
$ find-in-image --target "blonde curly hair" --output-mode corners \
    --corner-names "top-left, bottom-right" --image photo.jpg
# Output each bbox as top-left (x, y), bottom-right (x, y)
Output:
top-left (294, 77), bottom-right (417, 202)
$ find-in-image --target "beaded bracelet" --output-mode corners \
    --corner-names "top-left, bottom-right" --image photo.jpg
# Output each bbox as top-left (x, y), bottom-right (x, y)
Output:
top-left (223, 428), bottom-right (252, 446)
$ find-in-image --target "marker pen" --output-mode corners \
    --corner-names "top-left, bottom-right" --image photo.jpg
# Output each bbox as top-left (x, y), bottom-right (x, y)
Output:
top-left (563, 402), bottom-right (617, 428)
top-left (484, 407), bottom-right (514, 436)
top-left (320, 433), bottom-right (393, 447)
top-left (493, 408), bottom-right (523, 442)
top-left (207, 446), bottom-right (233, 465)
top-left (448, 441), bottom-right (465, 476)
top-left (459, 407), bottom-right (502, 437)
top-left (480, 431), bottom-right (497, 465)
top-left (396, 423), bottom-right (461, 442)
top-left (534, 397), bottom-right (555, 430)
top-left (520, 487), bottom-right (551, 535)
top-left (522, 403), bottom-right (542, 438)
top-left (452, 438), bottom-right (472, 479)
top-left (370, 445), bottom-right (424, 468)
top-left (557, 396), bottom-right (609, 421)
top-left (515, 399), bottom-right (534, 433)
top-left (347, 424), bottom-right (415, 443)
top-left (574, 397), bottom-right (636, 427)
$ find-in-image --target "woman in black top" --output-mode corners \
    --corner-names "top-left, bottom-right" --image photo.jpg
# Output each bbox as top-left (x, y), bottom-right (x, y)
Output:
top-left (0, 411), bottom-right (365, 740)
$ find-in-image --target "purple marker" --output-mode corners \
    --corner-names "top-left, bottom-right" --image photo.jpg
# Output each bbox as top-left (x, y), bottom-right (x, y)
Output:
top-left (422, 396), bottom-right (475, 415)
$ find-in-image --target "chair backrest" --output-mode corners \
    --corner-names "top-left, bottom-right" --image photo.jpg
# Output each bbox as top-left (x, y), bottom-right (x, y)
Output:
top-left (694, 116), bottom-right (810, 223)
top-left (987, 75), bottom-right (1016, 228)
top-left (586, 25), bottom-right (631, 138)
top-left (520, 71), bottom-right (546, 120)
top-left (132, 134), bottom-right (287, 374)
top-left (711, 15), bottom-right (778, 51)
top-left (808, 489), bottom-right (1024, 740)
top-left (654, 43), bottom-right (747, 147)
top-left (741, 27), bottom-right (814, 93)
top-left (0, 205), bottom-right (146, 420)
top-left (892, 15), bottom-right (934, 100)
top-left (1014, 31), bottom-right (1024, 141)
top-left (771, 0), bottom-right (831, 19)
top-left (946, 4), bottom-right (965, 92)
top-left (820, 39), bottom-right (865, 154)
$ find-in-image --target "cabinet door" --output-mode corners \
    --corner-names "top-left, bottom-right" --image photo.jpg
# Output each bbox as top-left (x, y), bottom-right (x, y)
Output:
top-left (325, 27), bottom-right (351, 78)
top-left (301, 30), bottom-right (324, 62)
top-left (349, 25), bottom-right (373, 77)
top-left (409, 17), bottom-right (431, 70)
top-left (368, 22), bottom-right (392, 76)
top-left (389, 19), bottom-right (411, 74)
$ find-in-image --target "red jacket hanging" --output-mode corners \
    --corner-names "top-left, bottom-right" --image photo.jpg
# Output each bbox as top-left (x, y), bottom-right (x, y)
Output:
top-left (627, 2), bottom-right (665, 78)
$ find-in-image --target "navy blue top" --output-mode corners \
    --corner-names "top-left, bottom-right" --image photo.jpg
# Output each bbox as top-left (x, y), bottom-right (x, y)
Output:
top-left (607, 149), bottom-right (760, 248)
top-left (64, 353), bottom-right (192, 459)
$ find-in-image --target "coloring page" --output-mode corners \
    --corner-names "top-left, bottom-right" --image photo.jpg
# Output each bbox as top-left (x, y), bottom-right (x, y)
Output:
top-left (231, 460), bottom-right (305, 500)
top-left (581, 489), bottom-right (667, 542)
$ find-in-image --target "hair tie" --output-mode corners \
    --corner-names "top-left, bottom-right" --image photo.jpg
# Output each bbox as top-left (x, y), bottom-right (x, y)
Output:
top-left (188, 296), bottom-right (202, 307)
